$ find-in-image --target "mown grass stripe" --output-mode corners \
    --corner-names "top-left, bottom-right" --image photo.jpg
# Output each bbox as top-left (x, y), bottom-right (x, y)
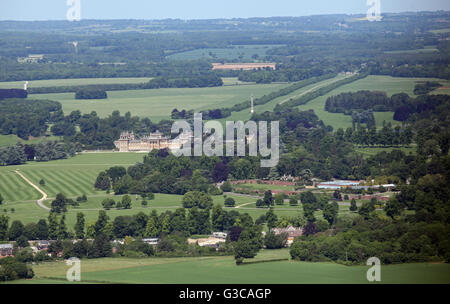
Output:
top-left (52, 170), bottom-right (86, 197)
top-left (59, 170), bottom-right (94, 196)
top-left (2, 173), bottom-right (27, 201)
top-left (20, 169), bottom-right (52, 197)
top-left (23, 169), bottom-right (61, 197)
top-left (69, 170), bottom-right (97, 193)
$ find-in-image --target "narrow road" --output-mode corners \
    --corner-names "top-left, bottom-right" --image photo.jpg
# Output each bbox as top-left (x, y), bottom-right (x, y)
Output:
top-left (15, 170), bottom-right (50, 210)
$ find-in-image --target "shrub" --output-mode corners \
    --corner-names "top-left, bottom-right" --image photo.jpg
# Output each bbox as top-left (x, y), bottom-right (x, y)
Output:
top-left (264, 231), bottom-right (288, 249)
top-left (101, 198), bottom-right (115, 210)
top-left (275, 197), bottom-right (284, 205)
top-left (220, 181), bottom-right (233, 192)
top-left (224, 197), bottom-right (235, 207)
top-left (289, 198), bottom-right (299, 206)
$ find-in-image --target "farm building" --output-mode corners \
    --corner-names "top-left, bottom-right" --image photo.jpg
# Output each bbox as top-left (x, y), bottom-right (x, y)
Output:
top-left (142, 238), bottom-right (159, 245)
top-left (188, 236), bottom-right (226, 248)
top-left (212, 232), bottom-right (228, 239)
top-left (0, 244), bottom-right (13, 257)
top-left (272, 226), bottom-right (303, 246)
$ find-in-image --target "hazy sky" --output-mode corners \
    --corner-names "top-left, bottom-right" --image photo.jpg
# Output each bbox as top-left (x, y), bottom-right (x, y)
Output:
top-left (0, 0), bottom-right (449, 20)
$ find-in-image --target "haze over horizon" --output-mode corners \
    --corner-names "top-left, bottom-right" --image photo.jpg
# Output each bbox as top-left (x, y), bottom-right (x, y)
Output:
top-left (0, 0), bottom-right (449, 21)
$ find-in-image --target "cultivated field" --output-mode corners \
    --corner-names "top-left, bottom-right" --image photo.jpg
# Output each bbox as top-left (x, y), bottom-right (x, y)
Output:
top-left (28, 83), bottom-right (289, 121)
top-left (8, 248), bottom-right (450, 284)
top-left (0, 77), bottom-right (153, 89)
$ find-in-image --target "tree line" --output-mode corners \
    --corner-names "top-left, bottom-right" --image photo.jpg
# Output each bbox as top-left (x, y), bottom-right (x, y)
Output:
top-left (0, 141), bottom-right (77, 166)
top-left (0, 89), bottom-right (27, 100)
top-left (0, 98), bottom-right (61, 139)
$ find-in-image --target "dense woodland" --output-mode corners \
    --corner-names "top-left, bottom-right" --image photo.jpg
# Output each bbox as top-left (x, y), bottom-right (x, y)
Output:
top-left (0, 98), bottom-right (61, 139)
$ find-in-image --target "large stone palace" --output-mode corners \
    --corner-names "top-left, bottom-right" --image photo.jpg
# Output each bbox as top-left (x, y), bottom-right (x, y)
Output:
top-left (114, 131), bottom-right (191, 152)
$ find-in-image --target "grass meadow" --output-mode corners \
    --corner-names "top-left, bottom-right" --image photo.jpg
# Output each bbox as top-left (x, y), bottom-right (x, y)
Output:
top-left (0, 134), bottom-right (63, 148)
top-left (28, 83), bottom-right (288, 122)
top-left (0, 152), bottom-right (295, 228)
top-left (8, 248), bottom-right (450, 284)
top-left (0, 77), bottom-right (153, 89)
top-left (355, 146), bottom-right (417, 158)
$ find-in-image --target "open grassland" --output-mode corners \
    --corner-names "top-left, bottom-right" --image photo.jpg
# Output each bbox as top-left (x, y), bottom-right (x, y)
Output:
top-left (0, 78), bottom-right (153, 89)
top-left (0, 153), bottom-right (259, 227)
top-left (433, 86), bottom-right (450, 95)
top-left (0, 153), bottom-right (143, 202)
top-left (355, 146), bottom-right (416, 158)
top-left (9, 249), bottom-right (450, 284)
top-left (384, 46), bottom-right (438, 54)
top-left (166, 44), bottom-right (283, 61)
top-left (0, 77), bottom-right (250, 89)
top-left (221, 77), bottom-right (255, 86)
top-left (0, 134), bottom-right (63, 148)
top-left (28, 83), bottom-right (288, 121)
top-left (429, 28), bottom-right (450, 34)
top-left (296, 76), bottom-right (450, 130)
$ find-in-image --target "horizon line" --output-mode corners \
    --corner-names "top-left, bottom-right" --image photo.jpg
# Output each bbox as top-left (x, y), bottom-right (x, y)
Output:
top-left (0, 9), bottom-right (448, 23)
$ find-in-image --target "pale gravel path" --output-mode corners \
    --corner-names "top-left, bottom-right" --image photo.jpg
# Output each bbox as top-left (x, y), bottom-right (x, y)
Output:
top-left (14, 170), bottom-right (50, 211)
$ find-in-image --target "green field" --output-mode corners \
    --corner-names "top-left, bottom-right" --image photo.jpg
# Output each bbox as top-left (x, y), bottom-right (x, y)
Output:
top-left (355, 146), bottom-right (417, 158)
top-left (0, 77), bottom-right (153, 89)
top-left (0, 134), bottom-right (65, 147)
top-left (28, 83), bottom-right (288, 121)
top-left (429, 28), bottom-right (450, 34)
top-left (384, 46), bottom-right (438, 54)
top-left (296, 76), bottom-right (450, 130)
top-left (167, 44), bottom-right (283, 61)
top-left (8, 249), bottom-right (450, 284)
